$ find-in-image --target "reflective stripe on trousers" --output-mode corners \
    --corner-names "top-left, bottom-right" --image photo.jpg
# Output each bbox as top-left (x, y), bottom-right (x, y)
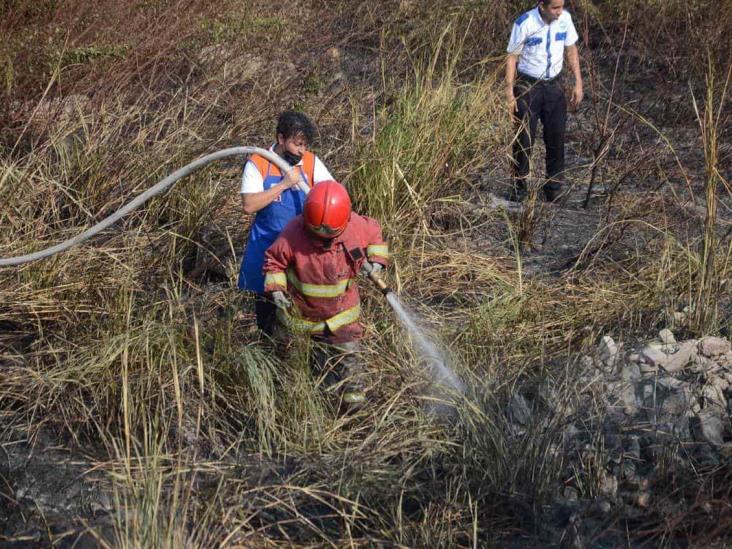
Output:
top-left (276, 304), bottom-right (361, 334)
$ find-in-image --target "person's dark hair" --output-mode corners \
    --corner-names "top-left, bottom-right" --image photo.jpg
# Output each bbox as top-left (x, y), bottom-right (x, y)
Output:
top-left (276, 111), bottom-right (316, 143)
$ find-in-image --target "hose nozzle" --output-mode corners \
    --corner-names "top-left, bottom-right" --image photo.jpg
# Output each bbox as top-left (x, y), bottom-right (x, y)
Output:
top-left (368, 271), bottom-right (393, 295)
top-left (362, 261), bottom-right (392, 295)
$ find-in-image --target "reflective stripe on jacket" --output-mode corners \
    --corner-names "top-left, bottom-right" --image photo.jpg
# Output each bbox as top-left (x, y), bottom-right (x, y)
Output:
top-left (263, 213), bottom-right (388, 343)
top-left (238, 152), bottom-right (315, 294)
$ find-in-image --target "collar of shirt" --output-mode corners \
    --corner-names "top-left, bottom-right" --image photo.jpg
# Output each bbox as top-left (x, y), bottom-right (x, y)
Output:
top-left (532, 6), bottom-right (559, 30)
top-left (532, 6), bottom-right (545, 27)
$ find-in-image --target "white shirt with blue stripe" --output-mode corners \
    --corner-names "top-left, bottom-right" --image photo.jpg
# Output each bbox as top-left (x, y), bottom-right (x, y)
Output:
top-left (507, 7), bottom-right (578, 80)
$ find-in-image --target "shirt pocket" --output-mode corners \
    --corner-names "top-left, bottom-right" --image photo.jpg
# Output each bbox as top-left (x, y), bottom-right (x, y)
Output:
top-left (525, 36), bottom-right (543, 48)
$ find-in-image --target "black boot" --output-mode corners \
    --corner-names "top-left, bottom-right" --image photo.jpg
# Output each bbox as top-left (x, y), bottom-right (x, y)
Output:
top-left (543, 185), bottom-right (561, 203)
top-left (507, 181), bottom-right (527, 203)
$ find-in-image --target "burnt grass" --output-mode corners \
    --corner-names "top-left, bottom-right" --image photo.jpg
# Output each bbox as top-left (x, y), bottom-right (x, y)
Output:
top-left (2, 0), bottom-right (732, 547)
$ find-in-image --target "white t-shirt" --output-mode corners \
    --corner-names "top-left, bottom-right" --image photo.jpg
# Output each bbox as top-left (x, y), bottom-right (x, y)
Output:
top-left (240, 145), bottom-right (334, 194)
top-left (507, 7), bottom-right (578, 80)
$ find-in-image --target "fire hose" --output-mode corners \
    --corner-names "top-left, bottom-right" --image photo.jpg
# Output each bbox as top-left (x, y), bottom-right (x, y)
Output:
top-left (0, 146), bottom-right (392, 292)
top-left (0, 147), bottom-right (299, 267)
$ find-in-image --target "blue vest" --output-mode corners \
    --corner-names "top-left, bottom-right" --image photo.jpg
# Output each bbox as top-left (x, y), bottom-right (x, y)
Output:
top-left (238, 153), bottom-right (314, 293)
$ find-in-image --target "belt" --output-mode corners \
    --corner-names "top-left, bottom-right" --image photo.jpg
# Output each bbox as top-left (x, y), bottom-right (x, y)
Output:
top-left (517, 72), bottom-right (560, 85)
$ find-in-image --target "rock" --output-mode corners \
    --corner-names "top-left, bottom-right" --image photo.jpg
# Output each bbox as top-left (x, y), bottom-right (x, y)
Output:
top-left (657, 376), bottom-right (685, 390)
top-left (508, 392), bottom-right (532, 426)
top-left (640, 344), bottom-right (667, 367)
top-left (606, 381), bottom-right (639, 416)
top-left (720, 443), bottom-right (732, 460)
top-left (657, 331), bottom-right (680, 355)
top-left (701, 383), bottom-right (727, 410)
top-left (621, 363), bottom-right (641, 382)
top-left (598, 471), bottom-right (618, 498)
top-left (661, 341), bottom-right (697, 373)
top-left (598, 336), bottom-right (619, 368)
top-left (709, 374), bottom-right (730, 393)
top-left (563, 486), bottom-right (579, 502)
top-left (692, 354), bottom-right (718, 372)
top-left (717, 353), bottom-right (732, 369)
top-left (695, 443), bottom-right (721, 466)
top-left (639, 362), bottom-right (658, 375)
top-left (580, 355), bottom-right (595, 369)
top-left (640, 340), bottom-right (696, 373)
top-left (663, 387), bottom-right (695, 415)
top-left (699, 336), bottom-right (731, 358)
top-left (659, 329), bottom-right (676, 345)
top-left (693, 412), bottom-right (725, 445)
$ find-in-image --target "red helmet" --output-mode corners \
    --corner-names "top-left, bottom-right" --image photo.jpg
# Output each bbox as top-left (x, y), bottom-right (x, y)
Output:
top-left (304, 180), bottom-right (352, 238)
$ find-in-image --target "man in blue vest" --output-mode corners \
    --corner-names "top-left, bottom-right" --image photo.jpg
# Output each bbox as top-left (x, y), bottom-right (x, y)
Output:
top-left (506, 0), bottom-right (583, 203)
top-left (238, 111), bottom-right (334, 334)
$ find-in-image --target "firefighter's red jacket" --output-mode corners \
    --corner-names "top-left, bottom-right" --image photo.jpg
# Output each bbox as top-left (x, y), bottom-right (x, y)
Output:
top-left (263, 213), bottom-right (389, 343)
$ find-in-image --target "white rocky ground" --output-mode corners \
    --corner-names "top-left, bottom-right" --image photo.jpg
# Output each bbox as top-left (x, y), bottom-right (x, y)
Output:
top-left (587, 332), bottom-right (732, 450)
top-left (508, 330), bottom-right (732, 546)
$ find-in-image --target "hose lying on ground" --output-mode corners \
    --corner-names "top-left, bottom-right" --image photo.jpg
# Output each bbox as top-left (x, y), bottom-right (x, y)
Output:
top-left (0, 147), bottom-right (306, 267)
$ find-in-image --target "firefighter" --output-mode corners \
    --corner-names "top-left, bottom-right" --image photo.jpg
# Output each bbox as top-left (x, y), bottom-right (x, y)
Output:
top-left (238, 111), bottom-right (335, 335)
top-left (262, 181), bottom-right (388, 406)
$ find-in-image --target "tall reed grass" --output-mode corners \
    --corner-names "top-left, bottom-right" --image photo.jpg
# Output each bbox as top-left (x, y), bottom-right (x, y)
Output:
top-left (690, 58), bottom-right (731, 333)
top-left (349, 26), bottom-right (505, 243)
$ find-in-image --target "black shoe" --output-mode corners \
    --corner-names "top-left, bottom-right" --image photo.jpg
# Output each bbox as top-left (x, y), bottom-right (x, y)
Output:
top-left (507, 187), bottom-right (527, 203)
top-left (543, 188), bottom-right (561, 203)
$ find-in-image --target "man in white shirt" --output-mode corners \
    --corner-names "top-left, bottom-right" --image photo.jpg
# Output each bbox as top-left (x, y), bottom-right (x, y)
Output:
top-left (505, 0), bottom-right (583, 203)
top-left (238, 111), bottom-right (334, 334)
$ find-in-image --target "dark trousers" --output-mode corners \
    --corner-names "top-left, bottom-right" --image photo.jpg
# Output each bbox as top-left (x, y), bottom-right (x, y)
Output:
top-left (255, 295), bottom-right (277, 336)
top-left (512, 74), bottom-right (567, 200)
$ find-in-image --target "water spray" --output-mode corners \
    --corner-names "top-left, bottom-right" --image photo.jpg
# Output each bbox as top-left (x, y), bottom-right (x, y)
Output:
top-left (0, 146), bottom-right (464, 394)
top-left (361, 263), bottom-right (464, 395)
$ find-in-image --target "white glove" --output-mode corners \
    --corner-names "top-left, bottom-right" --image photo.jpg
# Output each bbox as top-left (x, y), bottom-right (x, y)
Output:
top-left (271, 291), bottom-right (292, 310)
top-left (360, 261), bottom-right (383, 276)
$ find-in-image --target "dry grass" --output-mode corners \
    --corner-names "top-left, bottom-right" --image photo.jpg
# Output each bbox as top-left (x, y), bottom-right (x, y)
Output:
top-left (1, 0), bottom-right (732, 547)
